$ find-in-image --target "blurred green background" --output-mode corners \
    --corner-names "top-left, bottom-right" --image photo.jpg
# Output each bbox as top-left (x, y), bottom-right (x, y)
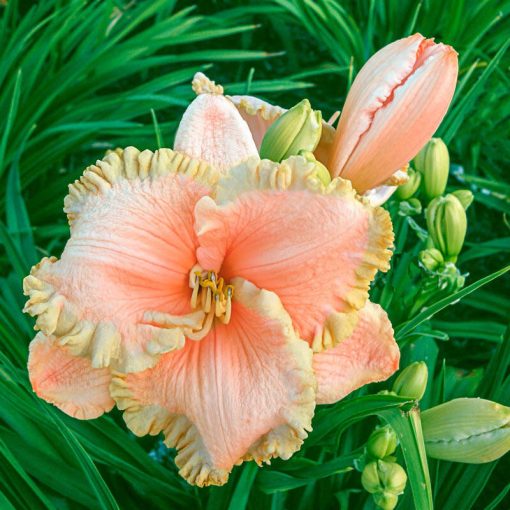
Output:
top-left (0, 0), bottom-right (509, 509)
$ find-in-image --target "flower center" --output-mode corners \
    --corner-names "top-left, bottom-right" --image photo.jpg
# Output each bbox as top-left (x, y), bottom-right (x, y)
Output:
top-left (190, 268), bottom-right (234, 328)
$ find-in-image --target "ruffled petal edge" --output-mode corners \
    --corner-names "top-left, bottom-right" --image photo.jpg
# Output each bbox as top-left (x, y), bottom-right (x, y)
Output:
top-left (64, 146), bottom-right (218, 229)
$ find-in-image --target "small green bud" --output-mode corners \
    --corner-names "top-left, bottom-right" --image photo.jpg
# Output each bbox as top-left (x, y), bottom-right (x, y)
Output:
top-left (260, 99), bottom-right (322, 162)
top-left (373, 492), bottom-right (399, 510)
top-left (451, 189), bottom-right (474, 210)
top-left (377, 461), bottom-right (407, 494)
top-left (426, 194), bottom-right (467, 263)
top-left (395, 167), bottom-right (421, 200)
top-left (419, 248), bottom-right (444, 271)
top-left (361, 461), bottom-right (381, 494)
top-left (392, 361), bottom-right (428, 400)
top-left (422, 398), bottom-right (510, 463)
top-left (299, 150), bottom-right (331, 186)
top-left (367, 426), bottom-right (398, 459)
top-left (414, 137), bottom-right (450, 200)
top-left (361, 461), bottom-right (407, 496)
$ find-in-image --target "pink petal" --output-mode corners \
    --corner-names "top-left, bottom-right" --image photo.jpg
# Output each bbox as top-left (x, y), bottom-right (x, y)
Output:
top-left (23, 148), bottom-right (216, 372)
top-left (329, 33), bottom-right (458, 192)
top-left (29, 333), bottom-right (114, 419)
top-left (228, 95), bottom-right (285, 148)
top-left (195, 157), bottom-right (393, 347)
top-left (313, 302), bottom-right (400, 404)
top-left (229, 95), bottom-right (336, 165)
top-left (174, 74), bottom-right (258, 173)
top-left (111, 279), bottom-right (315, 487)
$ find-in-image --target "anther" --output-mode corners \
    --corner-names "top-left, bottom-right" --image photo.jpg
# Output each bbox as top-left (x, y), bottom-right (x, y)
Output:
top-left (189, 268), bottom-right (234, 326)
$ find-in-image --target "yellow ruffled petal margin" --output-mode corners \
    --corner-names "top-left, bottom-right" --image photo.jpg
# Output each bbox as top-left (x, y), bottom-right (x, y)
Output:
top-left (23, 148), bottom-right (218, 371)
top-left (111, 278), bottom-right (316, 487)
top-left (65, 146), bottom-right (218, 228)
top-left (215, 155), bottom-right (394, 352)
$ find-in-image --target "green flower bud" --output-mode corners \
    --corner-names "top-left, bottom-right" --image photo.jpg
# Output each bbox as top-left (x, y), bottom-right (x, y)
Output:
top-left (451, 189), bottom-right (474, 210)
top-left (361, 461), bottom-right (407, 496)
top-left (392, 361), bottom-right (428, 400)
top-left (419, 248), bottom-right (444, 272)
top-left (395, 167), bottom-right (421, 200)
top-left (260, 99), bottom-right (322, 162)
top-left (367, 426), bottom-right (398, 459)
top-left (414, 137), bottom-right (449, 200)
top-left (373, 492), bottom-right (399, 510)
top-left (299, 150), bottom-right (331, 186)
top-left (377, 461), bottom-right (407, 494)
top-left (426, 194), bottom-right (467, 263)
top-left (422, 398), bottom-right (510, 463)
top-left (361, 461), bottom-right (381, 494)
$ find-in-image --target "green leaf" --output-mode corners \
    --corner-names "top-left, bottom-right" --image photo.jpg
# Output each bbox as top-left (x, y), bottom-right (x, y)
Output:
top-left (440, 37), bottom-right (510, 143)
top-left (0, 221), bottom-right (30, 279)
top-left (0, 69), bottom-right (22, 178)
top-left (256, 455), bottom-right (355, 493)
top-left (396, 265), bottom-right (510, 340)
top-left (381, 408), bottom-right (433, 510)
top-left (37, 404), bottom-right (120, 510)
top-left (228, 463), bottom-right (258, 509)
top-left (6, 165), bottom-right (37, 265)
top-left (0, 438), bottom-right (54, 510)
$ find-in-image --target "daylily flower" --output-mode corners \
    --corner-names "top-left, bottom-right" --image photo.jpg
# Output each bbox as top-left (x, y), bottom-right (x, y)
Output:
top-left (23, 33), bottom-right (457, 488)
top-left (23, 141), bottom-right (396, 485)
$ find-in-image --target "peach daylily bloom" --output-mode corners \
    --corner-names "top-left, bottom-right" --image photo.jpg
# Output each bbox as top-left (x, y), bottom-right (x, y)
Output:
top-left (25, 54), bottom-right (468, 486)
top-left (23, 148), bottom-right (397, 485)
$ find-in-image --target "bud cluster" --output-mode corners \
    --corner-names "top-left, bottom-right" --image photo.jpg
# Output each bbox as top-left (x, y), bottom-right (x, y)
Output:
top-left (361, 458), bottom-right (407, 510)
top-left (361, 420), bottom-right (409, 509)
top-left (391, 137), bottom-right (475, 313)
top-left (394, 138), bottom-right (473, 266)
top-left (394, 137), bottom-right (451, 205)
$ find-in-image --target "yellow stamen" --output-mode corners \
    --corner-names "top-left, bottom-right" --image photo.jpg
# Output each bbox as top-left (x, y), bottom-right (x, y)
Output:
top-left (189, 267), bottom-right (234, 327)
top-left (190, 275), bottom-right (200, 309)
